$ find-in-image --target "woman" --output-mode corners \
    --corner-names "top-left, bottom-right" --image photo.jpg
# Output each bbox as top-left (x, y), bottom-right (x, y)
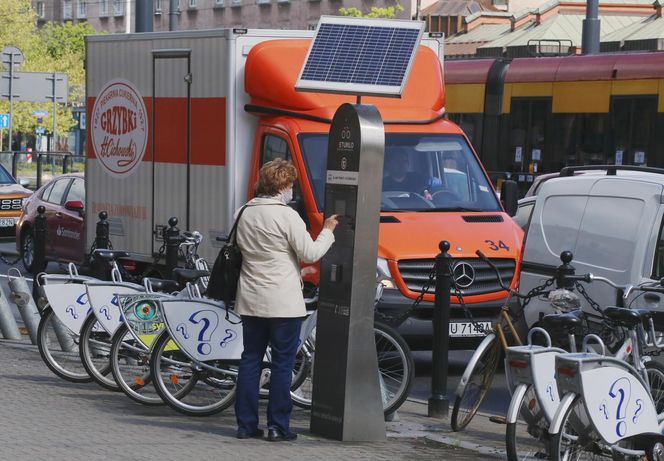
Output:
top-left (234, 158), bottom-right (338, 442)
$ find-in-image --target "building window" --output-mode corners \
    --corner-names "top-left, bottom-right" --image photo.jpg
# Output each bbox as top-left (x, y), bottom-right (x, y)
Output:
top-left (113, 0), bottom-right (124, 16)
top-left (78, 0), bottom-right (87, 18)
top-left (231, 0), bottom-right (242, 7)
top-left (155, 0), bottom-right (162, 12)
top-left (188, 0), bottom-right (197, 7)
top-left (63, 0), bottom-right (73, 19)
top-left (100, 0), bottom-right (108, 16)
top-left (214, 0), bottom-right (224, 6)
top-left (36, 1), bottom-right (45, 18)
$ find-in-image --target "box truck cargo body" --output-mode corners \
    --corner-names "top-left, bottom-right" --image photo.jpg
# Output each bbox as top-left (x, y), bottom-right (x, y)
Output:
top-left (85, 28), bottom-right (523, 349)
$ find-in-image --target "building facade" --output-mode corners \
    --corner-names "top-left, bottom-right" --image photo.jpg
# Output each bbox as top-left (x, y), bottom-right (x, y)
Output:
top-left (32, 0), bottom-right (412, 33)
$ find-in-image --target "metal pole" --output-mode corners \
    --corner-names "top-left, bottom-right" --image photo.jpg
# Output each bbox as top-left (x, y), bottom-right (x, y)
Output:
top-left (428, 240), bottom-right (452, 418)
top-left (36, 154), bottom-right (43, 189)
top-left (93, 211), bottom-right (110, 280)
top-left (52, 72), bottom-right (56, 152)
top-left (0, 284), bottom-right (21, 340)
top-left (8, 51), bottom-right (13, 151)
top-left (164, 217), bottom-right (180, 279)
top-left (169, 0), bottom-right (178, 31)
top-left (581, 0), bottom-right (600, 54)
top-left (135, 0), bottom-right (154, 32)
top-left (31, 206), bottom-right (47, 305)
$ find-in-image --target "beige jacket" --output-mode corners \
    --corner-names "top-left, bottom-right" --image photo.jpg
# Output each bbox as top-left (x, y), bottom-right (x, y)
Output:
top-left (234, 197), bottom-right (335, 318)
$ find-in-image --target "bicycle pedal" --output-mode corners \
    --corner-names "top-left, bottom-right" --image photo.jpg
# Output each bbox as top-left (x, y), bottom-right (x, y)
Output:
top-left (489, 416), bottom-right (506, 424)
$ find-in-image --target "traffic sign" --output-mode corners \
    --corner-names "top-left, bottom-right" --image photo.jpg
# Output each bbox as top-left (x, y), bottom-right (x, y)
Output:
top-left (1, 46), bottom-right (24, 71)
top-left (0, 113), bottom-right (9, 129)
top-left (32, 110), bottom-right (48, 117)
top-left (35, 127), bottom-right (45, 135)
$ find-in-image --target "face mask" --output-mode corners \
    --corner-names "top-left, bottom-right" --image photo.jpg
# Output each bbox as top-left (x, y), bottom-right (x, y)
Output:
top-left (279, 187), bottom-right (293, 204)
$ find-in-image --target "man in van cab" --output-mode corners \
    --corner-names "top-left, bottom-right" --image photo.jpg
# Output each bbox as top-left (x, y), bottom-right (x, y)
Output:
top-left (383, 148), bottom-right (434, 200)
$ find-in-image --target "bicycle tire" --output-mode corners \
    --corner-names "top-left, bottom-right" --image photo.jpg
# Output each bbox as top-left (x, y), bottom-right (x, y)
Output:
top-left (506, 384), bottom-right (548, 461)
top-left (37, 306), bottom-right (92, 383)
top-left (451, 335), bottom-right (500, 431)
top-left (645, 360), bottom-right (664, 414)
top-left (150, 330), bottom-right (236, 416)
top-left (79, 313), bottom-right (119, 391)
top-left (549, 395), bottom-right (612, 461)
top-left (109, 324), bottom-right (170, 406)
top-left (290, 322), bottom-right (414, 417)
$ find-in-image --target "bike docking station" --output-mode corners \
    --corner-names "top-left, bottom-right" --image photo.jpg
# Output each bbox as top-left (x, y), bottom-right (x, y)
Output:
top-left (296, 16), bottom-right (424, 441)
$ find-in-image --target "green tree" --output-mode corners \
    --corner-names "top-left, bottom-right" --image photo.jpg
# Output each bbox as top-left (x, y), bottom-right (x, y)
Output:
top-left (0, 0), bottom-right (96, 149)
top-left (338, 4), bottom-right (405, 18)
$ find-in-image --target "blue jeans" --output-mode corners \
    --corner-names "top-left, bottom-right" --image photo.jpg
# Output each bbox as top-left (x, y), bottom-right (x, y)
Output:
top-left (235, 316), bottom-right (302, 435)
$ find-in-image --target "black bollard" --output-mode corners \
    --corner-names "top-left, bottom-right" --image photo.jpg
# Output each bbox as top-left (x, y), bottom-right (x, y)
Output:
top-left (164, 217), bottom-right (180, 279)
top-left (93, 211), bottom-right (110, 280)
top-left (32, 206), bottom-right (47, 303)
top-left (556, 250), bottom-right (575, 289)
top-left (428, 240), bottom-right (453, 418)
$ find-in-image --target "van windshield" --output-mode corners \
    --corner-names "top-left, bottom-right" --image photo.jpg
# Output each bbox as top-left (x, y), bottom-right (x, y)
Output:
top-left (299, 133), bottom-right (501, 212)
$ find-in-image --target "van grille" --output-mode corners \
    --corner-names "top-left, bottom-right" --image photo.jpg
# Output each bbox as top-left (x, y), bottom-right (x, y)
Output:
top-left (462, 215), bottom-right (504, 223)
top-left (0, 198), bottom-right (22, 211)
top-left (396, 258), bottom-right (516, 296)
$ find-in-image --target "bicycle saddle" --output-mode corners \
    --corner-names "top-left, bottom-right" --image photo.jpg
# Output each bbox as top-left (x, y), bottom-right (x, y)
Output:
top-left (604, 307), bottom-right (649, 327)
top-left (93, 249), bottom-right (130, 261)
top-left (172, 268), bottom-right (210, 284)
top-left (540, 309), bottom-right (584, 330)
top-left (145, 277), bottom-right (180, 293)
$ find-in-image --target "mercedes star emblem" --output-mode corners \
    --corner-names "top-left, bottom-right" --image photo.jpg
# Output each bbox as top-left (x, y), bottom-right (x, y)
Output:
top-left (452, 262), bottom-right (475, 288)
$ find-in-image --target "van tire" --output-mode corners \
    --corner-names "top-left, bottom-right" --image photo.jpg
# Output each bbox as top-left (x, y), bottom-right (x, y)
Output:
top-left (21, 229), bottom-right (47, 274)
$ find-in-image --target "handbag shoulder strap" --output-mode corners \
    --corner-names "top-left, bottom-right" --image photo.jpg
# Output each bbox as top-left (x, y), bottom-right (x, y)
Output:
top-left (229, 201), bottom-right (288, 244)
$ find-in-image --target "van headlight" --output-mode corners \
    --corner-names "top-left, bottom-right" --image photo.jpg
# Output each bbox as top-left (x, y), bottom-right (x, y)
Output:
top-left (377, 257), bottom-right (396, 289)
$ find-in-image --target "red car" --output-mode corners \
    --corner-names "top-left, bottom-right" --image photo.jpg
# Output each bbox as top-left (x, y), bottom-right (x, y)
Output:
top-left (16, 173), bottom-right (85, 273)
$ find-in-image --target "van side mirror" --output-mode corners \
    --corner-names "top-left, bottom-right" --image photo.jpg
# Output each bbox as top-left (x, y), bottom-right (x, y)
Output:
top-left (500, 180), bottom-right (519, 217)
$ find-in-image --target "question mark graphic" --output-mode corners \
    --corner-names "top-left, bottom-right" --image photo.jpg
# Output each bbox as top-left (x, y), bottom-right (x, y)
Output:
top-left (76, 293), bottom-right (88, 305)
top-left (189, 310), bottom-right (219, 355)
top-left (599, 401), bottom-right (609, 420)
top-left (65, 305), bottom-right (79, 319)
top-left (99, 306), bottom-right (112, 321)
top-left (176, 323), bottom-right (190, 340)
top-left (220, 329), bottom-right (237, 348)
top-left (609, 377), bottom-right (632, 437)
top-left (546, 384), bottom-right (555, 402)
top-left (633, 399), bottom-right (643, 423)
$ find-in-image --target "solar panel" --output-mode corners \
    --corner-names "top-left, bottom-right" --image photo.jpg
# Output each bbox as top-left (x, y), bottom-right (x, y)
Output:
top-left (295, 16), bottom-right (424, 97)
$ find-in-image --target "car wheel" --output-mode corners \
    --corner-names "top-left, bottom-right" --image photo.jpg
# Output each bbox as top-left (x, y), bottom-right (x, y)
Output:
top-left (22, 229), bottom-right (46, 274)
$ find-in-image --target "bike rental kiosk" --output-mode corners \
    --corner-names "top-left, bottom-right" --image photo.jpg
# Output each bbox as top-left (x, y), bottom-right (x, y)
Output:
top-left (295, 16), bottom-right (425, 441)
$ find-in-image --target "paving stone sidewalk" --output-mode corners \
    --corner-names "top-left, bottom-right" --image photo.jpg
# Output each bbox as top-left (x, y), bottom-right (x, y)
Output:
top-left (0, 339), bottom-right (498, 461)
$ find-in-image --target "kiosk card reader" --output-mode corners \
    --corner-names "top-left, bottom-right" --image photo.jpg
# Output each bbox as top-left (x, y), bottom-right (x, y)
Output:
top-left (310, 103), bottom-right (386, 441)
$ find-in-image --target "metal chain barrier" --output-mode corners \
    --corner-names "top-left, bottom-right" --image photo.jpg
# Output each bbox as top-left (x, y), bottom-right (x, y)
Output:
top-left (375, 263), bottom-right (436, 326)
top-left (0, 252), bottom-right (21, 266)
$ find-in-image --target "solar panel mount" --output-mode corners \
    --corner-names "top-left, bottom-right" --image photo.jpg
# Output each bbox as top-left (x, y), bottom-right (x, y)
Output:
top-left (295, 16), bottom-right (424, 98)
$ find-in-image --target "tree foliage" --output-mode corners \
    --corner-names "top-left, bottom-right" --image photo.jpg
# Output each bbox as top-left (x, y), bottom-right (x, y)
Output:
top-left (338, 4), bottom-right (405, 18)
top-left (0, 0), bottom-right (96, 149)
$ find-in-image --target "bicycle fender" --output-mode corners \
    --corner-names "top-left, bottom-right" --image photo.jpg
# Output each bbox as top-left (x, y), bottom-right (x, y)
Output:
top-left (506, 383), bottom-right (529, 424)
top-left (548, 392), bottom-right (577, 436)
top-left (455, 333), bottom-right (497, 396)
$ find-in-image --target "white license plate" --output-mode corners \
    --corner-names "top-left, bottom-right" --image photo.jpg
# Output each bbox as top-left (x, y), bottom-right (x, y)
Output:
top-left (0, 218), bottom-right (15, 227)
top-left (449, 321), bottom-right (492, 337)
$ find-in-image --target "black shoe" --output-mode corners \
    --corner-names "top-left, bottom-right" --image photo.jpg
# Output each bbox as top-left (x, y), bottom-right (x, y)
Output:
top-left (267, 428), bottom-right (297, 442)
top-left (236, 429), bottom-right (264, 439)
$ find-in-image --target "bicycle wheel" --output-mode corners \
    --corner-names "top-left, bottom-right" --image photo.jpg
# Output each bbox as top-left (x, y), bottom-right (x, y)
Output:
top-left (549, 396), bottom-right (612, 461)
top-left (291, 342), bottom-right (314, 409)
top-left (375, 321), bottom-right (414, 416)
top-left (37, 306), bottom-right (92, 383)
top-left (451, 334), bottom-right (500, 431)
top-left (79, 313), bottom-right (118, 391)
top-left (645, 361), bottom-right (664, 414)
top-left (109, 324), bottom-right (167, 406)
top-left (506, 384), bottom-right (548, 461)
top-left (150, 330), bottom-right (236, 416)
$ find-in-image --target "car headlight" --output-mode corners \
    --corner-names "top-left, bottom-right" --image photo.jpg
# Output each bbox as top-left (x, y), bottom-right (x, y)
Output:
top-left (377, 257), bottom-right (396, 289)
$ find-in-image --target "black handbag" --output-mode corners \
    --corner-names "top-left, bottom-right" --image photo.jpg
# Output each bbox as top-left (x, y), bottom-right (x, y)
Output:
top-left (206, 205), bottom-right (249, 304)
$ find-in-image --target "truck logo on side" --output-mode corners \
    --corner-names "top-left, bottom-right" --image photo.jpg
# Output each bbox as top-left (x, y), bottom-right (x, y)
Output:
top-left (91, 79), bottom-right (148, 178)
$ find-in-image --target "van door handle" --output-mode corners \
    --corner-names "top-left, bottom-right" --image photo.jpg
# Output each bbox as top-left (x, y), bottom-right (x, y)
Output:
top-left (644, 293), bottom-right (661, 303)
